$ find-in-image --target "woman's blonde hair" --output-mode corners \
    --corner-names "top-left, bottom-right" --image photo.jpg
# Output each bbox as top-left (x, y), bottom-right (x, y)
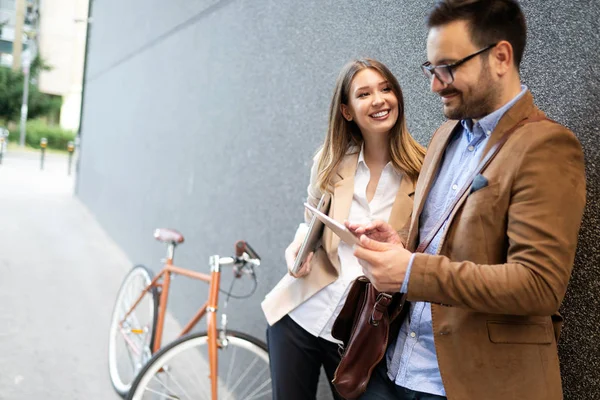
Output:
top-left (316, 58), bottom-right (426, 193)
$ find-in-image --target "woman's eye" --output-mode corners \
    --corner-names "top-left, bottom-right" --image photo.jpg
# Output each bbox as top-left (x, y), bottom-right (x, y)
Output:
top-left (382, 87), bottom-right (392, 92)
top-left (358, 92), bottom-right (369, 98)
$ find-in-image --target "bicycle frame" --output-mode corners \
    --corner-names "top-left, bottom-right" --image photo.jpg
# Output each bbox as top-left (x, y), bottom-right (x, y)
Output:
top-left (120, 247), bottom-right (224, 399)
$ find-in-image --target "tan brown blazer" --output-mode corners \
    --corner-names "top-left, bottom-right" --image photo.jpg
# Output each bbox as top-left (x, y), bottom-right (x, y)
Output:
top-left (403, 91), bottom-right (586, 400)
top-left (262, 150), bottom-right (416, 325)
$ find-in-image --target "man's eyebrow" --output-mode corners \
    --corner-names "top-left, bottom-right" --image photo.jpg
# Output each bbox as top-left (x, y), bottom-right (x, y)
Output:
top-left (431, 58), bottom-right (454, 65)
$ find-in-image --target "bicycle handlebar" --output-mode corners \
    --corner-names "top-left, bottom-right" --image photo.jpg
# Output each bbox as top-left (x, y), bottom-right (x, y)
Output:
top-left (234, 240), bottom-right (260, 261)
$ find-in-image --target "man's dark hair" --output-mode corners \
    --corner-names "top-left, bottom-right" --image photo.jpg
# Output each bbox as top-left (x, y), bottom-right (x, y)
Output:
top-left (427, 0), bottom-right (527, 69)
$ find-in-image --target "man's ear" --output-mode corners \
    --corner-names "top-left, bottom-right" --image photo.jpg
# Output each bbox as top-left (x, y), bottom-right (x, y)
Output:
top-left (340, 104), bottom-right (353, 121)
top-left (492, 40), bottom-right (514, 76)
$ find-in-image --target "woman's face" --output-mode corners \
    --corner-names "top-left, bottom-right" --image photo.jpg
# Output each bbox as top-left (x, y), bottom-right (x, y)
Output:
top-left (341, 68), bottom-right (399, 138)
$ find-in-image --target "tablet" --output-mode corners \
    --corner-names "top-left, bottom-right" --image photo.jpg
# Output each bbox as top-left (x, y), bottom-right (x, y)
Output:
top-left (304, 202), bottom-right (361, 247)
top-left (291, 194), bottom-right (330, 275)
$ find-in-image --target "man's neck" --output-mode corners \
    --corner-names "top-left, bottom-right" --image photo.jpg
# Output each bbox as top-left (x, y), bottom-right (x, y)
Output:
top-left (473, 81), bottom-right (522, 124)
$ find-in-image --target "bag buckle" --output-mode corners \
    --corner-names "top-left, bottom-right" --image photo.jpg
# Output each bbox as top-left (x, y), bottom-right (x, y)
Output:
top-left (369, 292), bottom-right (393, 327)
top-left (376, 292), bottom-right (393, 303)
top-left (337, 343), bottom-right (345, 357)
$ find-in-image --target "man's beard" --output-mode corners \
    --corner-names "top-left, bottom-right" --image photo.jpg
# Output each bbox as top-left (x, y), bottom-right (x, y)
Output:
top-left (440, 64), bottom-right (500, 120)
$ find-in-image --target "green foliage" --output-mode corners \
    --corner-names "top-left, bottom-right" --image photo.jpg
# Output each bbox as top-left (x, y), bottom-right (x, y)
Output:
top-left (0, 55), bottom-right (62, 123)
top-left (8, 119), bottom-right (75, 150)
top-left (0, 67), bottom-right (24, 122)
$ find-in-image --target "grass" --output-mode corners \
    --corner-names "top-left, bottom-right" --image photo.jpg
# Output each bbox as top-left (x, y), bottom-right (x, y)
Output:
top-left (7, 141), bottom-right (71, 155)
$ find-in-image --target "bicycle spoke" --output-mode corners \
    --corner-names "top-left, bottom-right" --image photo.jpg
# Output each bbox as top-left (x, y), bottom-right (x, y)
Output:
top-left (142, 386), bottom-right (185, 400)
top-left (181, 349), bottom-right (209, 395)
top-left (244, 386), bottom-right (272, 400)
top-left (226, 357), bottom-right (260, 394)
top-left (149, 370), bottom-right (193, 400)
top-left (224, 344), bottom-right (238, 389)
top-left (237, 366), bottom-right (270, 400)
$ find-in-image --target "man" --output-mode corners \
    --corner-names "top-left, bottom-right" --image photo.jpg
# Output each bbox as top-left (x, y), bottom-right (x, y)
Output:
top-left (347, 0), bottom-right (587, 399)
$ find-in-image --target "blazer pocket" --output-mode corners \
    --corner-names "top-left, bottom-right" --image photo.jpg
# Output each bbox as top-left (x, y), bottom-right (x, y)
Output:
top-left (459, 183), bottom-right (500, 221)
top-left (487, 321), bottom-right (553, 344)
top-left (466, 182), bottom-right (499, 203)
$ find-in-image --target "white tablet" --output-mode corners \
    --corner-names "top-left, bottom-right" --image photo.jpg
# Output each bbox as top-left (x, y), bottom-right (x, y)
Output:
top-left (291, 194), bottom-right (330, 274)
top-left (304, 202), bottom-right (361, 247)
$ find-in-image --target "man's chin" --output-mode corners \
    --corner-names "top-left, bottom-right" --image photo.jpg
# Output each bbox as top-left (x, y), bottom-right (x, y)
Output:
top-left (442, 105), bottom-right (464, 120)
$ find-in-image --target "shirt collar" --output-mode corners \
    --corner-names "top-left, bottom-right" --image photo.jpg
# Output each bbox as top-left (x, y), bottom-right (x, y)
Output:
top-left (460, 84), bottom-right (528, 141)
top-left (357, 144), bottom-right (396, 174)
top-left (358, 144), bottom-right (366, 166)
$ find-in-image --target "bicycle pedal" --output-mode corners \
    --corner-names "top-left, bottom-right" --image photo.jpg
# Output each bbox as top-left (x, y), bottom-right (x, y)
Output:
top-left (130, 329), bottom-right (144, 334)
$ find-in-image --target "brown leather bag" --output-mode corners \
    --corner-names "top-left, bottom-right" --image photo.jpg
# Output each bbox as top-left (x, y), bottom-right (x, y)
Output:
top-left (331, 276), bottom-right (406, 399)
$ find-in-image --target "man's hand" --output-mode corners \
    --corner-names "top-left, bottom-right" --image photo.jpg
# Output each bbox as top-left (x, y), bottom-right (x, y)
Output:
top-left (353, 234), bottom-right (412, 293)
top-left (285, 240), bottom-right (313, 278)
top-left (345, 220), bottom-right (403, 245)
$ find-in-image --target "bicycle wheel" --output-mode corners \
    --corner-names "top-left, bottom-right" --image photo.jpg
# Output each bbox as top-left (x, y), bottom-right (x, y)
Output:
top-left (127, 330), bottom-right (271, 400)
top-left (109, 265), bottom-right (159, 397)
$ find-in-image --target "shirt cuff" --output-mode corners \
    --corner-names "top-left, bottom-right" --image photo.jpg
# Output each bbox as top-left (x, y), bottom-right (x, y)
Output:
top-left (399, 253), bottom-right (416, 294)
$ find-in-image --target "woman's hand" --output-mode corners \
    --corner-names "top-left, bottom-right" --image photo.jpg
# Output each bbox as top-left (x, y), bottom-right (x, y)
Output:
top-left (285, 240), bottom-right (314, 278)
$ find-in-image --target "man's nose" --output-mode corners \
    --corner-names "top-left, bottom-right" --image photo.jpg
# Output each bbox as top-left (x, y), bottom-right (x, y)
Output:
top-left (430, 74), bottom-right (448, 93)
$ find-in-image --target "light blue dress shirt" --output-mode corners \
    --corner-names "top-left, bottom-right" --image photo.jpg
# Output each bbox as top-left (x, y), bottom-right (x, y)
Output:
top-left (387, 86), bottom-right (528, 396)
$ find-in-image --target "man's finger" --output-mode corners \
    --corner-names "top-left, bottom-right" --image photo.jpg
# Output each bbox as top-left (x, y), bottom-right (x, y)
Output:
top-left (359, 234), bottom-right (391, 251)
top-left (346, 221), bottom-right (367, 234)
top-left (353, 245), bottom-right (379, 265)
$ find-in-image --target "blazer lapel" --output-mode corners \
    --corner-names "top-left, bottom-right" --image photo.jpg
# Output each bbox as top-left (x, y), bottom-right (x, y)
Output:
top-left (387, 174), bottom-right (416, 231)
top-left (481, 91), bottom-right (536, 156)
top-left (408, 120), bottom-right (459, 251)
top-left (325, 152), bottom-right (359, 268)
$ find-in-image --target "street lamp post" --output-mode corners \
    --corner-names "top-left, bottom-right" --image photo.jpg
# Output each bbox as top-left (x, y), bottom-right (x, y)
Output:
top-left (19, 50), bottom-right (31, 147)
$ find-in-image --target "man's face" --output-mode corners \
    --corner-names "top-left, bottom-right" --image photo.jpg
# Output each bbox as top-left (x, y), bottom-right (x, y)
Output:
top-left (426, 20), bottom-right (500, 120)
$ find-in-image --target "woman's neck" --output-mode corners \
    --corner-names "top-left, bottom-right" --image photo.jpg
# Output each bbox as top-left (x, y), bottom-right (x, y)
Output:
top-left (362, 133), bottom-right (390, 169)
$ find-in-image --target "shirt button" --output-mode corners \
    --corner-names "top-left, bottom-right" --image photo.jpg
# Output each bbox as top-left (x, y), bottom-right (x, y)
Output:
top-left (452, 184), bottom-right (458, 191)
top-left (486, 130), bottom-right (492, 136)
top-left (410, 332), bottom-right (416, 338)
top-left (468, 145), bottom-right (475, 152)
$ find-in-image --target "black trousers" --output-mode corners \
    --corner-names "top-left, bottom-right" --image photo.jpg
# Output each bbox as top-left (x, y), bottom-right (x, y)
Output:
top-left (267, 315), bottom-right (344, 400)
top-left (358, 361), bottom-right (447, 400)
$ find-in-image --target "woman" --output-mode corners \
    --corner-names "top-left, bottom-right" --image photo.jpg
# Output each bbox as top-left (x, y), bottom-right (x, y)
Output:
top-left (262, 58), bottom-right (425, 400)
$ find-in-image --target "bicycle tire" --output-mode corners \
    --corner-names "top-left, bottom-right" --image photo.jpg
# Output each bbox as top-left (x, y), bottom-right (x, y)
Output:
top-left (108, 265), bottom-right (159, 397)
top-left (127, 330), bottom-right (271, 400)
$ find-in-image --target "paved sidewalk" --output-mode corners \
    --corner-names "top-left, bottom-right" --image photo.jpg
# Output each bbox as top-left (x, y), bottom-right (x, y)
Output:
top-left (0, 150), bottom-right (127, 399)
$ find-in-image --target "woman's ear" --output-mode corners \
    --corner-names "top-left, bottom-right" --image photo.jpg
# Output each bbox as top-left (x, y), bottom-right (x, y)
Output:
top-left (340, 104), bottom-right (353, 121)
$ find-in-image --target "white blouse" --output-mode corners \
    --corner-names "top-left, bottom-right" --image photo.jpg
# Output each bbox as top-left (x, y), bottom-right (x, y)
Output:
top-left (288, 147), bottom-right (402, 343)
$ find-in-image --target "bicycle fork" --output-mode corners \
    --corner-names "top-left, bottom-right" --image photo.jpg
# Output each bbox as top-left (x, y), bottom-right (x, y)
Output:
top-left (207, 255), bottom-right (222, 400)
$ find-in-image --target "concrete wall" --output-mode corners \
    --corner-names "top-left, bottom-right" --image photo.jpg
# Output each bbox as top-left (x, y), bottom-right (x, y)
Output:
top-left (38, 0), bottom-right (88, 129)
top-left (77, 0), bottom-right (600, 398)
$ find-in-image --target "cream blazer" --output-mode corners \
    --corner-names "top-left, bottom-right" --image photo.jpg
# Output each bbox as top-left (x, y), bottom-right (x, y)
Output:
top-left (261, 149), bottom-right (416, 325)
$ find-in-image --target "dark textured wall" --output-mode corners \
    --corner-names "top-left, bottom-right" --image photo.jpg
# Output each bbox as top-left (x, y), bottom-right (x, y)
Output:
top-left (77, 0), bottom-right (599, 398)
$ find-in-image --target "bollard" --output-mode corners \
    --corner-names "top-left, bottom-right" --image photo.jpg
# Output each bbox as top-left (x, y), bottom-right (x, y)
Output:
top-left (0, 136), bottom-right (4, 165)
top-left (67, 140), bottom-right (74, 175)
top-left (40, 137), bottom-right (47, 170)
top-left (0, 129), bottom-right (8, 165)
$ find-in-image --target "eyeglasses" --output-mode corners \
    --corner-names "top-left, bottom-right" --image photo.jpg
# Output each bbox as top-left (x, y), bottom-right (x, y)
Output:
top-left (421, 43), bottom-right (498, 85)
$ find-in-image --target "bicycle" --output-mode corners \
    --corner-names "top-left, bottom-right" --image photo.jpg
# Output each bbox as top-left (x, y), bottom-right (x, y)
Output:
top-left (108, 228), bottom-right (271, 399)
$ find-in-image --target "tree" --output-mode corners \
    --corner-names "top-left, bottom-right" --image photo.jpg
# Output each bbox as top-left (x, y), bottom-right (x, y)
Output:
top-left (0, 55), bottom-right (61, 123)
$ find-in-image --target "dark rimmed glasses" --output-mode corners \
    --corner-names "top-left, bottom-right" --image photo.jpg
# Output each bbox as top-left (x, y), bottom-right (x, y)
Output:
top-left (421, 43), bottom-right (498, 85)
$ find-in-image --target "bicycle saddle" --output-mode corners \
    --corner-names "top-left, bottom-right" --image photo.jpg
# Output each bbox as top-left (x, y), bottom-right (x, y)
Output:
top-left (153, 228), bottom-right (185, 244)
